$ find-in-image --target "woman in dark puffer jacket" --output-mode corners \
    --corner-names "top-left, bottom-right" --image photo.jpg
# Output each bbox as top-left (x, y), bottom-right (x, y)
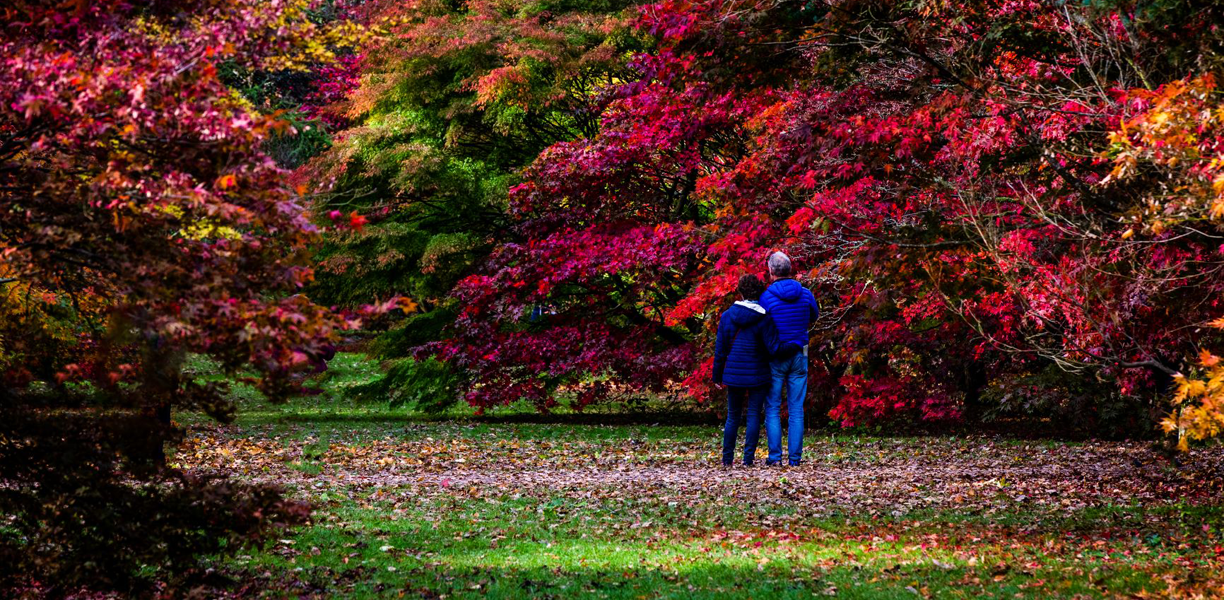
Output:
top-left (713, 274), bottom-right (781, 466)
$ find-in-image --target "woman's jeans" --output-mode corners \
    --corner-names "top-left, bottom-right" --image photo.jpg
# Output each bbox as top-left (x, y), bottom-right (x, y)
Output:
top-left (766, 352), bottom-right (808, 466)
top-left (722, 385), bottom-right (767, 465)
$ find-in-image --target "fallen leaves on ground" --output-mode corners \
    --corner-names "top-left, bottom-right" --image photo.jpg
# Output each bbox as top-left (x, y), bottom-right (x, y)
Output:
top-left (172, 423), bottom-right (1224, 598)
top-left (175, 428), bottom-right (1224, 520)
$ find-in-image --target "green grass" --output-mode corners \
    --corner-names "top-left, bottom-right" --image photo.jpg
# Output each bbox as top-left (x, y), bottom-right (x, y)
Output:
top-left (217, 490), bottom-right (1222, 599)
top-left (181, 353), bottom-right (1224, 598)
top-left (182, 352), bottom-right (716, 443)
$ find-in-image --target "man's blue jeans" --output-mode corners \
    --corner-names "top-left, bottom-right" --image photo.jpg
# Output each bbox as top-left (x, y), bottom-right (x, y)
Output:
top-left (722, 385), bottom-right (767, 466)
top-left (766, 352), bottom-right (808, 465)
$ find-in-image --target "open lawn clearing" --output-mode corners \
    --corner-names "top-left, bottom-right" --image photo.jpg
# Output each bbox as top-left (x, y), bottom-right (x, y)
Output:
top-left (176, 393), bottom-right (1224, 599)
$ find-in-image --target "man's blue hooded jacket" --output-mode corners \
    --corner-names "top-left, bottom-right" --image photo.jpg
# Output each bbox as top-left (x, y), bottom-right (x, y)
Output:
top-left (759, 278), bottom-right (818, 356)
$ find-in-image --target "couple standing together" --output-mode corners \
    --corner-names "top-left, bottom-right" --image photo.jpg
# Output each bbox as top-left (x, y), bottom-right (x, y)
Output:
top-left (712, 252), bottom-right (818, 467)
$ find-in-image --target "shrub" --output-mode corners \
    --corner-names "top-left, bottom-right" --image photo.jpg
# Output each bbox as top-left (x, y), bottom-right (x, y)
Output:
top-left (0, 405), bottom-right (309, 596)
top-left (351, 357), bottom-right (459, 413)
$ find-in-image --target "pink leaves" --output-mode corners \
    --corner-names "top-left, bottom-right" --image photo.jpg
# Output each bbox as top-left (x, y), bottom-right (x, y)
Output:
top-left (300, 53), bottom-right (363, 129)
top-left (666, 270), bottom-right (743, 327)
top-left (833, 375), bottom-right (960, 427)
top-left (326, 210), bottom-right (367, 232)
top-left (786, 207), bottom-right (816, 234)
top-left (798, 170), bottom-right (818, 190)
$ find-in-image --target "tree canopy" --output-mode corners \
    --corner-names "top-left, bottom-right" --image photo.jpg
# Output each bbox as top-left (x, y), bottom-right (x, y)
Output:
top-left (306, 0), bottom-right (1224, 436)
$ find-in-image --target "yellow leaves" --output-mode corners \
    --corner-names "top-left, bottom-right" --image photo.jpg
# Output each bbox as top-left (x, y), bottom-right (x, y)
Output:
top-left (1103, 74), bottom-right (1224, 231)
top-left (1165, 392), bottom-right (1224, 452)
top-left (254, 8), bottom-right (387, 73)
top-left (217, 174), bottom-right (237, 190)
top-left (112, 212), bottom-right (132, 232)
top-left (0, 277), bottom-right (91, 347)
top-left (1159, 416), bottom-right (1178, 434)
top-left (135, 199), bottom-right (242, 241)
top-left (182, 221), bottom-right (242, 241)
top-left (1209, 316), bottom-right (1224, 329)
top-left (396, 297), bottom-right (420, 313)
top-left (1210, 370), bottom-right (1224, 392)
top-left (1166, 326), bottom-right (1224, 450)
top-left (1173, 376), bottom-right (1208, 403)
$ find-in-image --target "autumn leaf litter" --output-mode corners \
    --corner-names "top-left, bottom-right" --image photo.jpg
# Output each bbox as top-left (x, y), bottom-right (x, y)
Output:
top-left (177, 427), bottom-right (1224, 520)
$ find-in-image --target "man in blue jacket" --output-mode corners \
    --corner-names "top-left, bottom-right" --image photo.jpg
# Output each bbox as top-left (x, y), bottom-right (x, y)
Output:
top-left (759, 252), bottom-right (819, 466)
top-left (712, 274), bottom-right (780, 467)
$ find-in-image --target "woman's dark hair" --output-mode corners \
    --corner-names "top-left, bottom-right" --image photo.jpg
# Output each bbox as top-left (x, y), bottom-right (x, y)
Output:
top-left (737, 274), bottom-right (766, 300)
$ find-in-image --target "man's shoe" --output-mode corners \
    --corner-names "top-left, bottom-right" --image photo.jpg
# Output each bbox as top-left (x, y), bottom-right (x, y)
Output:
top-left (764, 460), bottom-right (781, 467)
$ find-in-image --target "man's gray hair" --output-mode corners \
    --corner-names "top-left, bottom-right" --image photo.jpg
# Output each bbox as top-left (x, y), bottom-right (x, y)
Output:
top-left (767, 251), bottom-right (792, 277)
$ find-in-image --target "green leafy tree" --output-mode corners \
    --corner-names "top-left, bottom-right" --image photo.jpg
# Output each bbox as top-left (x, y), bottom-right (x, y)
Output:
top-left (303, 0), bottom-right (644, 405)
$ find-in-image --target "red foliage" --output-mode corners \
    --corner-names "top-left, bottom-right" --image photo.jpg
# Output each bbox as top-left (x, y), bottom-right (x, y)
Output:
top-left (301, 53), bottom-right (366, 129)
top-left (438, 0), bottom-right (1224, 427)
top-left (0, 0), bottom-right (377, 408)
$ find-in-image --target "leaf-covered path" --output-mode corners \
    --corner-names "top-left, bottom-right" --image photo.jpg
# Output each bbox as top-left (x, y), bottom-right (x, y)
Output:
top-left (176, 417), bottom-right (1224, 599)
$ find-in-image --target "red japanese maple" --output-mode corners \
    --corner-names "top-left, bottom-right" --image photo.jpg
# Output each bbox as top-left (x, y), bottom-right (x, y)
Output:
top-left (1, 0), bottom-right (366, 412)
top-left (439, 0), bottom-right (1224, 430)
